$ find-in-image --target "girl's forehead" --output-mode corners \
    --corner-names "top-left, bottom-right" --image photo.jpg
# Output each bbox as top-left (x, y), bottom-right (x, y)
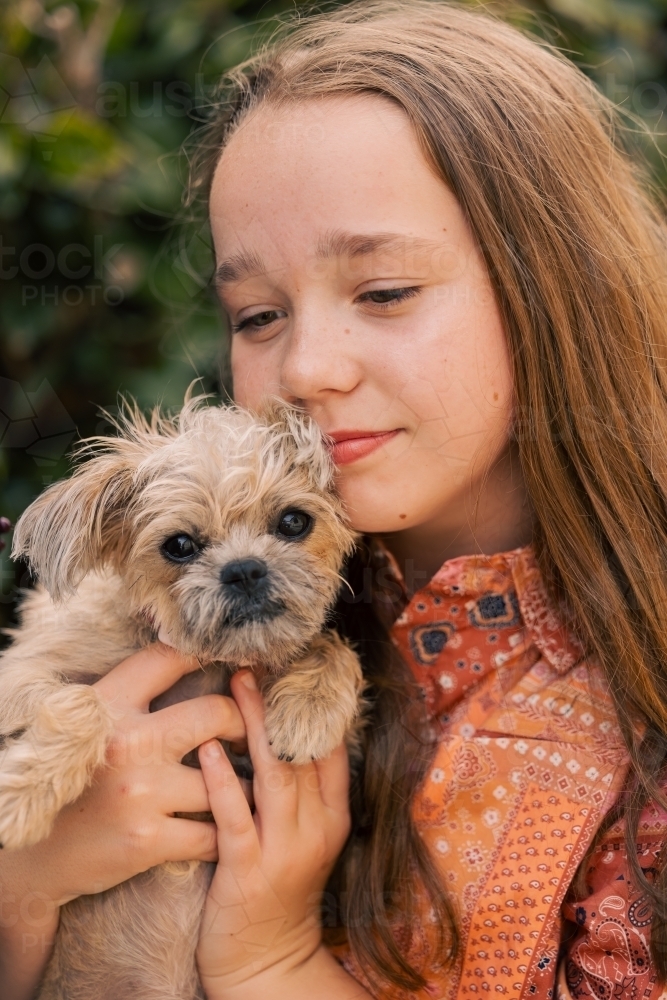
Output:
top-left (209, 97), bottom-right (469, 266)
top-left (210, 94), bottom-right (430, 211)
top-left (220, 92), bottom-right (409, 156)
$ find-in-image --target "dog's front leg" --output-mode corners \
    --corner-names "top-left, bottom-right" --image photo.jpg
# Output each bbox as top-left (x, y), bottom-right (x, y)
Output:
top-left (0, 684), bottom-right (113, 850)
top-left (262, 631), bottom-right (365, 764)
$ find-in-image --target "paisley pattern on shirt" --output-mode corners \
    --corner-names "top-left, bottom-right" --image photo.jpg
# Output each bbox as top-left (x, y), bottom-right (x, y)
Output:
top-left (559, 797), bottom-right (667, 1000)
top-left (332, 545), bottom-right (632, 1000)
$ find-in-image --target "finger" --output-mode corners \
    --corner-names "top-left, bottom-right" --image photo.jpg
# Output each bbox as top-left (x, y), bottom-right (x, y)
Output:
top-left (313, 742), bottom-right (350, 814)
top-left (162, 816), bottom-right (219, 863)
top-left (290, 760), bottom-right (328, 821)
top-left (151, 695), bottom-right (246, 761)
top-left (291, 744), bottom-right (350, 829)
top-left (238, 775), bottom-right (255, 811)
top-left (230, 671), bottom-right (298, 817)
top-left (162, 759), bottom-right (253, 814)
top-left (199, 740), bottom-right (259, 871)
top-left (161, 765), bottom-right (212, 815)
top-left (95, 644), bottom-right (200, 711)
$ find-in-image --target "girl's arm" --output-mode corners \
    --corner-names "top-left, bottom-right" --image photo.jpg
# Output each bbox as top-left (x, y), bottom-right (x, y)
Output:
top-left (196, 670), bottom-right (373, 1000)
top-left (202, 944), bottom-right (372, 1000)
top-left (0, 868), bottom-right (59, 1000)
top-left (0, 644), bottom-right (247, 1000)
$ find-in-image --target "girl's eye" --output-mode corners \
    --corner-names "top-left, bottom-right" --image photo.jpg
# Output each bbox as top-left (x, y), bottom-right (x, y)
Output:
top-left (357, 286), bottom-right (422, 308)
top-left (231, 309), bottom-right (286, 333)
top-left (161, 534), bottom-right (201, 563)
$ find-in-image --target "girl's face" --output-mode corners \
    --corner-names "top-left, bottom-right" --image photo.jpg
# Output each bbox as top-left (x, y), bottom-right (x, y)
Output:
top-left (210, 95), bottom-right (518, 552)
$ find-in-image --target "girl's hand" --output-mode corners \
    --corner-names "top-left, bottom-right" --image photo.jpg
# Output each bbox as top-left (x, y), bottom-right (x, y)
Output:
top-left (196, 670), bottom-right (361, 1000)
top-left (0, 644), bottom-right (247, 1000)
top-left (30, 644), bottom-right (247, 903)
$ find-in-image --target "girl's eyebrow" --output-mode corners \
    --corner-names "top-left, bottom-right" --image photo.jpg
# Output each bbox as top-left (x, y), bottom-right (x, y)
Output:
top-left (215, 249), bottom-right (265, 287)
top-left (213, 229), bottom-right (447, 287)
top-left (316, 229), bottom-right (447, 262)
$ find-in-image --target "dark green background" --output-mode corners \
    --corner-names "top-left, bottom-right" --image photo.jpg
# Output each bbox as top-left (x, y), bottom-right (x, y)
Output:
top-left (1, 0), bottom-right (667, 622)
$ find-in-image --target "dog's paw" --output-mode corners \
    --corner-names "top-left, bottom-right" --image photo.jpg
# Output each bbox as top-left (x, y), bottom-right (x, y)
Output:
top-left (0, 730), bottom-right (67, 849)
top-left (262, 632), bottom-right (364, 765)
top-left (264, 692), bottom-right (354, 764)
top-left (0, 686), bottom-right (112, 850)
top-left (0, 766), bottom-right (59, 850)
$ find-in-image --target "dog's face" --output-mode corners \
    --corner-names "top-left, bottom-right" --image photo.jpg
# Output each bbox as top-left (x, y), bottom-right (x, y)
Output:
top-left (13, 400), bottom-right (356, 669)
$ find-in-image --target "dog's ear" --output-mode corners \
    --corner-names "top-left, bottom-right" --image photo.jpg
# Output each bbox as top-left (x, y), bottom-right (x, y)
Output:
top-left (12, 442), bottom-right (142, 601)
top-left (260, 399), bottom-right (333, 491)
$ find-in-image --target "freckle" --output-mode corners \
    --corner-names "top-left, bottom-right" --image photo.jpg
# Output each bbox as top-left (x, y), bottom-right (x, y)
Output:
top-left (399, 513), bottom-right (407, 519)
top-left (344, 328), bottom-right (350, 334)
top-left (493, 392), bottom-right (498, 401)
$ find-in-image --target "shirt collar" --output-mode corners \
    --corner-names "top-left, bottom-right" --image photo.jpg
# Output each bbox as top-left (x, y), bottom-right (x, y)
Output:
top-left (368, 537), bottom-right (584, 684)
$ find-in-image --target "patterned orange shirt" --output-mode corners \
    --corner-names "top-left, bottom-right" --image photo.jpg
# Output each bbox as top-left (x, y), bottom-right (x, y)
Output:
top-left (332, 544), bottom-right (665, 999)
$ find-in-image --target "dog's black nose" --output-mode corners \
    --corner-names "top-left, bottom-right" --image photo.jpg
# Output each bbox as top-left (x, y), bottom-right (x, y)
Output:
top-left (220, 558), bottom-right (268, 596)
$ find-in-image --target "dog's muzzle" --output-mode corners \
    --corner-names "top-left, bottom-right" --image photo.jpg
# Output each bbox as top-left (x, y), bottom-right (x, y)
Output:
top-left (220, 558), bottom-right (269, 596)
top-left (220, 558), bottom-right (285, 625)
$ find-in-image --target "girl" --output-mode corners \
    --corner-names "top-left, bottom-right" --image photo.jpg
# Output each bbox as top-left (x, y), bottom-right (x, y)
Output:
top-left (2, 1), bottom-right (667, 997)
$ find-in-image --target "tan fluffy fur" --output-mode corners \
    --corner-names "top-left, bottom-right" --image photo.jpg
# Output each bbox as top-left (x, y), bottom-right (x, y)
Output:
top-left (0, 397), bottom-right (364, 1000)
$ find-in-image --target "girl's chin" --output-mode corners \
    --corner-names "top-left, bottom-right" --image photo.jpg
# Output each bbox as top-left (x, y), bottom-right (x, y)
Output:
top-left (336, 486), bottom-right (415, 535)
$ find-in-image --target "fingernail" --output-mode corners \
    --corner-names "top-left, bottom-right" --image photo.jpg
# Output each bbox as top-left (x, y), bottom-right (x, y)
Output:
top-left (202, 739), bottom-right (222, 760)
top-left (239, 671), bottom-right (257, 691)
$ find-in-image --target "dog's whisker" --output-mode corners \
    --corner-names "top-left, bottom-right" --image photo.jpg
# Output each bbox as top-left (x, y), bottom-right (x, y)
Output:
top-left (336, 572), bottom-right (355, 597)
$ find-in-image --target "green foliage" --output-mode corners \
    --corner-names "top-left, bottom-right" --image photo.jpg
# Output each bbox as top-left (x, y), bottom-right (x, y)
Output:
top-left (1, 0), bottom-right (667, 621)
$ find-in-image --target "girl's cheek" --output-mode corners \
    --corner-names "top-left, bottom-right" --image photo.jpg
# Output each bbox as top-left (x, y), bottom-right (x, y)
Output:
top-left (231, 342), bottom-right (272, 408)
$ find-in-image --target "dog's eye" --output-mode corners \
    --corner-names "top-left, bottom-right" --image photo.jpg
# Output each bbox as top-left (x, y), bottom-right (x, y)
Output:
top-left (275, 510), bottom-right (312, 540)
top-left (161, 534), bottom-right (200, 563)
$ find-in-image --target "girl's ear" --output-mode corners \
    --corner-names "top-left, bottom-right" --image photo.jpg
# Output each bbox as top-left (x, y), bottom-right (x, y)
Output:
top-left (11, 446), bottom-right (140, 601)
top-left (260, 398), bottom-right (334, 491)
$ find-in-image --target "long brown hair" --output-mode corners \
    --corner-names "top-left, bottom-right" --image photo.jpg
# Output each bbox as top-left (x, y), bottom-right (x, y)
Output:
top-left (188, 0), bottom-right (667, 989)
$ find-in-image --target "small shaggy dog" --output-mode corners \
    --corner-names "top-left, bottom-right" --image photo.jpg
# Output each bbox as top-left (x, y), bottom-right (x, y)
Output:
top-left (0, 398), bottom-right (364, 1000)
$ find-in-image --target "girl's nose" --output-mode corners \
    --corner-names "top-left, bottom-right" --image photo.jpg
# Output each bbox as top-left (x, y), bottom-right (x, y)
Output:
top-left (279, 318), bottom-right (362, 403)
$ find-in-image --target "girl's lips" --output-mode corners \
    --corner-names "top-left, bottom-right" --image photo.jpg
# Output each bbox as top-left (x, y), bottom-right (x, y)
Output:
top-left (329, 429), bottom-right (400, 466)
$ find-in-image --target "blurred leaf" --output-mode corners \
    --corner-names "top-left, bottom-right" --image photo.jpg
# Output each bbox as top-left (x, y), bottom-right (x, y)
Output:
top-left (45, 107), bottom-right (130, 181)
top-left (0, 127), bottom-right (29, 183)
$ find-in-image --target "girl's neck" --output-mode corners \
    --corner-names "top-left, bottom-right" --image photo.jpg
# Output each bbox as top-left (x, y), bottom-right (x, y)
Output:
top-left (379, 445), bottom-right (533, 596)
